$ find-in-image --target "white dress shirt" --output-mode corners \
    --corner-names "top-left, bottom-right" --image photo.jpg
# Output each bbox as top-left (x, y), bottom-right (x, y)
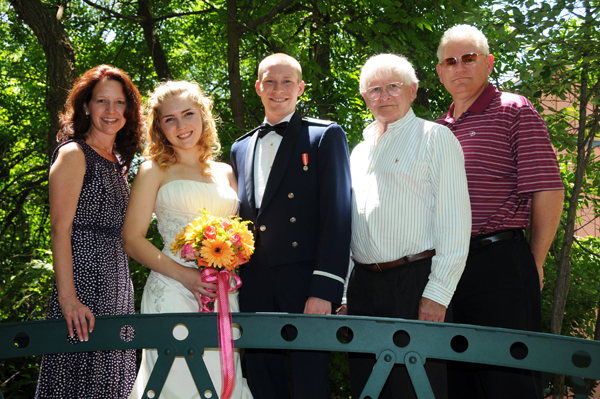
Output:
top-left (254, 112), bottom-right (295, 208)
top-left (350, 109), bottom-right (471, 306)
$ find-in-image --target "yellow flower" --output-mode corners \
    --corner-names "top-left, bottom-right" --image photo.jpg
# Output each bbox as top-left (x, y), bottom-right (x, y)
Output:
top-left (200, 237), bottom-right (235, 270)
top-left (170, 229), bottom-right (187, 254)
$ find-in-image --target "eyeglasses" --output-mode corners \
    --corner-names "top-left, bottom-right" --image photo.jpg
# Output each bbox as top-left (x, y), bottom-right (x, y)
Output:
top-left (365, 82), bottom-right (405, 100)
top-left (440, 53), bottom-right (486, 69)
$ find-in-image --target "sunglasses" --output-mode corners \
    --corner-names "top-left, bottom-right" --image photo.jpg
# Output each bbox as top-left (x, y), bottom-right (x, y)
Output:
top-left (440, 53), bottom-right (486, 69)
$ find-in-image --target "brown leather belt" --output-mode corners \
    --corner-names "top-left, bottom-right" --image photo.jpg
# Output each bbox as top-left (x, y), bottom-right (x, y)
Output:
top-left (353, 249), bottom-right (436, 272)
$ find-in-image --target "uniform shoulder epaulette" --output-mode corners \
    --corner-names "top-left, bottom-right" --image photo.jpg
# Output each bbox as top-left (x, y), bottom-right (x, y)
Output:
top-left (302, 117), bottom-right (335, 126)
top-left (234, 126), bottom-right (260, 142)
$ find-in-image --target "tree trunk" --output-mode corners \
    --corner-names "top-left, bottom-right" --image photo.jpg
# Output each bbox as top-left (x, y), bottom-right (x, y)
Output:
top-left (550, 61), bottom-right (593, 399)
top-left (9, 0), bottom-right (77, 158)
top-left (138, 0), bottom-right (173, 82)
top-left (226, 0), bottom-right (245, 134)
top-left (584, 302), bottom-right (600, 394)
top-left (306, 2), bottom-right (333, 119)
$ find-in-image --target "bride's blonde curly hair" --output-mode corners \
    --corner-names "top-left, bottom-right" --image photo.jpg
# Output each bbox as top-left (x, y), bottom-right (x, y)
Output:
top-left (144, 81), bottom-right (221, 175)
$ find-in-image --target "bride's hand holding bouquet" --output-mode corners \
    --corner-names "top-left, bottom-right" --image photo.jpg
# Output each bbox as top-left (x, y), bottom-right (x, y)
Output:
top-left (171, 209), bottom-right (255, 312)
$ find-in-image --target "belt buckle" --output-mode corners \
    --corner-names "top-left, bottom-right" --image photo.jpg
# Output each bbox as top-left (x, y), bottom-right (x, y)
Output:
top-left (374, 263), bottom-right (382, 272)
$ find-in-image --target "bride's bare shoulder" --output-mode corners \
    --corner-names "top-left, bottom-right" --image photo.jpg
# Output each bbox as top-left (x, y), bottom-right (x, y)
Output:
top-left (208, 161), bottom-right (237, 191)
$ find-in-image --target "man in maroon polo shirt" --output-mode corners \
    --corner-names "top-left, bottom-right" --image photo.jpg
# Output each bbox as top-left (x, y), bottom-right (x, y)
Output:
top-left (435, 25), bottom-right (564, 399)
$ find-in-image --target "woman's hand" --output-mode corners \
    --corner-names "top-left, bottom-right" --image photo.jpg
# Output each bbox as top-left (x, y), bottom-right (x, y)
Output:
top-left (178, 266), bottom-right (217, 308)
top-left (59, 295), bottom-right (95, 341)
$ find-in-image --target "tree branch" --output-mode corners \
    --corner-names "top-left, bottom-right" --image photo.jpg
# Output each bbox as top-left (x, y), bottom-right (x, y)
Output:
top-left (81, 0), bottom-right (216, 23)
top-left (238, 0), bottom-right (297, 35)
top-left (573, 236), bottom-right (600, 258)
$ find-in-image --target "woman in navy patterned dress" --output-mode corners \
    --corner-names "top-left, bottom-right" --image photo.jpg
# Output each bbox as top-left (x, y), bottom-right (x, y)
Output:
top-left (35, 65), bottom-right (144, 398)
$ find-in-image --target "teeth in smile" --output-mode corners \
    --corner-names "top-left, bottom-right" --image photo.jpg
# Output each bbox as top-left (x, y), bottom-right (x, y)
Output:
top-left (102, 118), bottom-right (117, 122)
top-left (178, 132), bottom-right (192, 139)
top-left (272, 99), bottom-right (286, 102)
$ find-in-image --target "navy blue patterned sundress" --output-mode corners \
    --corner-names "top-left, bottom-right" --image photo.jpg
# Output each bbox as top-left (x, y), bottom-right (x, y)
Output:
top-left (35, 139), bottom-right (135, 398)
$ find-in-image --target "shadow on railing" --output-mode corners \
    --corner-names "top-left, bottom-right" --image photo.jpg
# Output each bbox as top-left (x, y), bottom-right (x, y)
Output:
top-left (1, 313), bottom-right (599, 399)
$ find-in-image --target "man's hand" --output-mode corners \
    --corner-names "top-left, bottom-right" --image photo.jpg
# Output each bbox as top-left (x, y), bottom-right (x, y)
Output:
top-left (418, 297), bottom-right (446, 322)
top-left (304, 297), bottom-right (332, 315)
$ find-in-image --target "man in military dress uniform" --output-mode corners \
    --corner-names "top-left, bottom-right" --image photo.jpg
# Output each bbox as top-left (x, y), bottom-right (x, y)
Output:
top-left (230, 53), bottom-right (352, 399)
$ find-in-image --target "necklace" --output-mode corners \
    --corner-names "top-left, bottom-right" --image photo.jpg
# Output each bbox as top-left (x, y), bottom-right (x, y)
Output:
top-left (88, 136), bottom-right (118, 168)
top-left (91, 137), bottom-right (113, 155)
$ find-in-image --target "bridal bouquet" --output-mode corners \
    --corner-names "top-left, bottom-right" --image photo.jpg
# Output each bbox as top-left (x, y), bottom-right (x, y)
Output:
top-left (170, 210), bottom-right (254, 399)
top-left (170, 210), bottom-right (254, 272)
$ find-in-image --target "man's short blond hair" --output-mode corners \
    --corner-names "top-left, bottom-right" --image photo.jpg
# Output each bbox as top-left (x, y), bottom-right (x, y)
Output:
top-left (257, 53), bottom-right (302, 82)
top-left (437, 24), bottom-right (490, 63)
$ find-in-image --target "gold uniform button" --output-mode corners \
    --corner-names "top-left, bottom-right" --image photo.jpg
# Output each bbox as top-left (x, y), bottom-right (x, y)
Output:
top-left (288, 193), bottom-right (294, 199)
top-left (290, 217), bottom-right (296, 223)
top-left (292, 242), bottom-right (298, 248)
top-left (260, 225), bottom-right (267, 232)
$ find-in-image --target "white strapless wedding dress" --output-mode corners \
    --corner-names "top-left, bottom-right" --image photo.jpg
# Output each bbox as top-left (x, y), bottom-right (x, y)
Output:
top-left (129, 180), bottom-right (252, 399)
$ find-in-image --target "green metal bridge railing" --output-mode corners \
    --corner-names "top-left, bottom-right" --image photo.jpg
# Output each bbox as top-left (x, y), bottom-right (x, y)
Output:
top-left (2, 313), bottom-right (600, 398)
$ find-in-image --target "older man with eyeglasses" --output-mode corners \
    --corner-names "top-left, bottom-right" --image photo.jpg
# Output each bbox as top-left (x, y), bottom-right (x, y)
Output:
top-left (345, 53), bottom-right (471, 399)
top-left (435, 25), bottom-right (564, 399)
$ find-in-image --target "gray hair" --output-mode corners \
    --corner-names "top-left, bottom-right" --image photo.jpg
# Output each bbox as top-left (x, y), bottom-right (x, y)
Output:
top-left (437, 25), bottom-right (490, 63)
top-left (359, 54), bottom-right (419, 94)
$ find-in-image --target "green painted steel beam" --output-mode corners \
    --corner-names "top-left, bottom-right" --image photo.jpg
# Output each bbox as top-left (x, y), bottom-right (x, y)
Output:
top-left (1, 313), bottom-right (599, 398)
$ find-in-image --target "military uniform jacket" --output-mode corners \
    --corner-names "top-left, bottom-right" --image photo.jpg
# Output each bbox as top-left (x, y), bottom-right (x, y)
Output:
top-left (230, 112), bottom-right (352, 304)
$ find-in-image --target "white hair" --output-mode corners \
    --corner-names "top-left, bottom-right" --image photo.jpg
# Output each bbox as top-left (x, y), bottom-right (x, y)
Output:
top-left (359, 54), bottom-right (419, 93)
top-left (437, 24), bottom-right (490, 63)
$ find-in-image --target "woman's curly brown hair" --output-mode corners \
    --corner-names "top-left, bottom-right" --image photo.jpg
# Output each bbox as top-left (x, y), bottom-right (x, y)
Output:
top-left (56, 64), bottom-right (144, 172)
top-left (144, 81), bottom-right (220, 175)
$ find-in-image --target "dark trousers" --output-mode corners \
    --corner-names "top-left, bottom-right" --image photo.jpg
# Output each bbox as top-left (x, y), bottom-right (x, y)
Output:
top-left (448, 236), bottom-right (543, 399)
top-left (239, 246), bottom-right (331, 399)
top-left (347, 257), bottom-right (449, 399)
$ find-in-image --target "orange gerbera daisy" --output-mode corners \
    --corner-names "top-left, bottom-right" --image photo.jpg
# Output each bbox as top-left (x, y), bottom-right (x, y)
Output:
top-left (237, 228), bottom-right (255, 257)
top-left (200, 237), bottom-right (235, 269)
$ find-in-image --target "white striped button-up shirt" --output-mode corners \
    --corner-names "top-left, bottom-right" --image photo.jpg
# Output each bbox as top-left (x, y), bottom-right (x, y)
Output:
top-left (350, 109), bottom-right (471, 306)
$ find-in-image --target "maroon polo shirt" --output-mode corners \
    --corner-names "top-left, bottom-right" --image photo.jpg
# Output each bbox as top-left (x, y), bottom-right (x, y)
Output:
top-left (436, 84), bottom-right (563, 236)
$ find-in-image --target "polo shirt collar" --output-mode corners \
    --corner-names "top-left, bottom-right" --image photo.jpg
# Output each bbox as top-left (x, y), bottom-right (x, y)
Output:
top-left (441, 83), bottom-right (498, 123)
top-left (467, 83), bottom-right (497, 113)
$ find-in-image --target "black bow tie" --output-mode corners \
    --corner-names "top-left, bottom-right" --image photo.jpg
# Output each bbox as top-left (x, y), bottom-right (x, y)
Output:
top-left (257, 122), bottom-right (288, 139)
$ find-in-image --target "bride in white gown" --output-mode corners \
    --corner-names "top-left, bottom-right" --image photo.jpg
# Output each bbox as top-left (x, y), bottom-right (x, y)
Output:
top-left (123, 81), bottom-right (252, 399)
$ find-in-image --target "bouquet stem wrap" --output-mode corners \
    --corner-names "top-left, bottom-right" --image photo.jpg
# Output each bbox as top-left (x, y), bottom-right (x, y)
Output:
top-left (200, 267), bottom-right (242, 399)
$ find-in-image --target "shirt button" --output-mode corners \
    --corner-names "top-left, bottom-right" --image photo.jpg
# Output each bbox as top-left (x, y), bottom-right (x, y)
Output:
top-left (288, 193), bottom-right (294, 199)
top-left (290, 217), bottom-right (296, 223)
top-left (292, 242), bottom-right (298, 248)
top-left (260, 225), bottom-right (267, 232)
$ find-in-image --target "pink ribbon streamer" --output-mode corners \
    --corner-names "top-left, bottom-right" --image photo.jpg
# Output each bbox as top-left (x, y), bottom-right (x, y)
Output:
top-left (200, 268), bottom-right (242, 399)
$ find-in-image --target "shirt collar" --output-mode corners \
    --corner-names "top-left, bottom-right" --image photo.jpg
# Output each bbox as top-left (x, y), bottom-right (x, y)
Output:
top-left (467, 83), bottom-right (497, 113)
top-left (363, 108), bottom-right (416, 142)
top-left (262, 111), bottom-right (295, 126)
top-left (442, 83), bottom-right (498, 123)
